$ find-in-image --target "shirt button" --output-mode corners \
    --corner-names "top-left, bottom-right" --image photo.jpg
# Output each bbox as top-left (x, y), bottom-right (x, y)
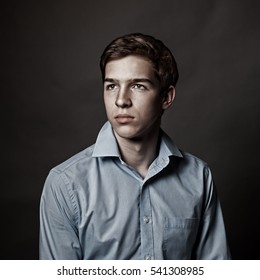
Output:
top-left (143, 216), bottom-right (150, 224)
top-left (145, 255), bottom-right (151, 260)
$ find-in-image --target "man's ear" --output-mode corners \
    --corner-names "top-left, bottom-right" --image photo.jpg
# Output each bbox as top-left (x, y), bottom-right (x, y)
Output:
top-left (162, 86), bottom-right (176, 110)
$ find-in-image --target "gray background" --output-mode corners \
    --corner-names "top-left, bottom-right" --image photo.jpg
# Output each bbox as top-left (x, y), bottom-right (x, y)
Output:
top-left (2, 0), bottom-right (259, 259)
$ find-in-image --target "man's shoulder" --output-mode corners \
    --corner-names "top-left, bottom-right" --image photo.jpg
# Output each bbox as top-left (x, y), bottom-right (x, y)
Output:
top-left (181, 151), bottom-right (207, 164)
top-left (177, 150), bottom-right (209, 171)
top-left (50, 143), bottom-right (96, 175)
top-left (170, 150), bottom-right (213, 186)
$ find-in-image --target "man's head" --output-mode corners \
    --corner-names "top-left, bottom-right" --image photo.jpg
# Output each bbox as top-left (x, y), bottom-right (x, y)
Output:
top-left (101, 33), bottom-right (178, 141)
top-left (100, 33), bottom-right (179, 93)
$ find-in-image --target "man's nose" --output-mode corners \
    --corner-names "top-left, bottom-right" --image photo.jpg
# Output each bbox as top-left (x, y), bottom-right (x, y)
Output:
top-left (115, 87), bottom-right (132, 108)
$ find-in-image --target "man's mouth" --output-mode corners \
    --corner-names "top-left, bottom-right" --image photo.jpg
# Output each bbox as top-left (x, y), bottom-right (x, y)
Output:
top-left (114, 114), bottom-right (135, 124)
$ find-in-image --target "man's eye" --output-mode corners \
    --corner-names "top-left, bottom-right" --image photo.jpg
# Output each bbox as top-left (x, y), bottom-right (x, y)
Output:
top-left (132, 84), bottom-right (146, 90)
top-left (106, 84), bottom-right (116, 90)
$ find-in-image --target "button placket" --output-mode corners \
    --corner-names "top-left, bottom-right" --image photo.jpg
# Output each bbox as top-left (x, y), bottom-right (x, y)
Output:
top-left (140, 183), bottom-right (154, 260)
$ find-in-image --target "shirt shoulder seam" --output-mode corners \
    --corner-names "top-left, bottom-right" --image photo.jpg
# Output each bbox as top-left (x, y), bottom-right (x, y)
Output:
top-left (51, 145), bottom-right (95, 174)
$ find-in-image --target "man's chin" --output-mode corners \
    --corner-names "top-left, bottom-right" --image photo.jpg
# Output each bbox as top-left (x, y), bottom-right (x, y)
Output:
top-left (112, 126), bottom-right (143, 141)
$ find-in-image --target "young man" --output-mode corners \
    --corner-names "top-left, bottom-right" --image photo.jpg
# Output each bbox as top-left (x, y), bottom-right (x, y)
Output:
top-left (39, 33), bottom-right (231, 259)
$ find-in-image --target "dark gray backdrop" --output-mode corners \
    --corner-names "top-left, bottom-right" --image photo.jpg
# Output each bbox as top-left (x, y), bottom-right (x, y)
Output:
top-left (2, 0), bottom-right (259, 259)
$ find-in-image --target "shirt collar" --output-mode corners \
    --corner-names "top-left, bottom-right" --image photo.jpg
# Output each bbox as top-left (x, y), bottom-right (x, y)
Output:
top-left (92, 121), bottom-right (121, 158)
top-left (92, 121), bottom-right (183, 159)
top-left (158, 130), bottom-right (183, 159)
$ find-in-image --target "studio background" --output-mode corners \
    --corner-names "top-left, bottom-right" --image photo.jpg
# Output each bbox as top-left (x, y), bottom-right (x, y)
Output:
top-left (2, 0), bottom-right (259, 259)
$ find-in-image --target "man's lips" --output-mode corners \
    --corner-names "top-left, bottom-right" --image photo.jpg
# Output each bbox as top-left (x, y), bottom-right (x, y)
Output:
top-left (114, 114), bottom-right (134, 123)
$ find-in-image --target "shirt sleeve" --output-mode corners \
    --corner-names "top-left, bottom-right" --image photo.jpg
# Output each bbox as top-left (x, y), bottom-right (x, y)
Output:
top-left (39, 170), bottom-right (82, 259)
top-left (192, 166), bottom-right (231, 259)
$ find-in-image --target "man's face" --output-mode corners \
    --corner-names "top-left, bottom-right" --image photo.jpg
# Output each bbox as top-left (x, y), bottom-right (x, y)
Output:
top-left (103, 55), bottom-right (168, 141)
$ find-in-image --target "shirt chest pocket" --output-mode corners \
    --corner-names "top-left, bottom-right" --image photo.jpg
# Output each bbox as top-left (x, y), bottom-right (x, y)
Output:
top-left (163, 217), bottom-right (199, 259)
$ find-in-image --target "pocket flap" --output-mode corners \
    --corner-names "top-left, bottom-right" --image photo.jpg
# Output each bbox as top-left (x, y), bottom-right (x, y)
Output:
top-left (165, 217), bottom-right (199, 229)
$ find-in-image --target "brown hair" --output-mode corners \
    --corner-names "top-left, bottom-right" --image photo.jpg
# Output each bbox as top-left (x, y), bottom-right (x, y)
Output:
top-left (100, 33), bottom-right (179, 92)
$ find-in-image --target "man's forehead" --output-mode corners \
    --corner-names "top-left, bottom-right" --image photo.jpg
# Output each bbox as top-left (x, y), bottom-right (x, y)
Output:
top-left (104, 55), bottom-right (157, 80)
top-left (106, 54), bottom-right (152, 63)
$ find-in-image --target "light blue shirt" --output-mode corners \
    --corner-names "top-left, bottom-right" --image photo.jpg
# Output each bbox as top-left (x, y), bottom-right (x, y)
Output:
top-left (39, 121), bottom-right (230, 260)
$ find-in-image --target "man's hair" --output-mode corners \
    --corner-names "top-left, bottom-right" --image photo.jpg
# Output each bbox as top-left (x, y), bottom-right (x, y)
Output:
top-left (100, 33), bottom-right (179, 92)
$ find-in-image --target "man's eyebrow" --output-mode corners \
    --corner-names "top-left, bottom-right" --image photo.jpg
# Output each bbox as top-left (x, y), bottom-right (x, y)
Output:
top-left (130, 78), bottom-right (155, 85)
top-left (104, 78), bottom-right (155, 85)
top-left (104, 78), bottom-right (118, 83)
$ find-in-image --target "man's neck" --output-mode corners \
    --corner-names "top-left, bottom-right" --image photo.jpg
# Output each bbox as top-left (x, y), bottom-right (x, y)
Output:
top-left (114, 129), bottom-right (160, 178)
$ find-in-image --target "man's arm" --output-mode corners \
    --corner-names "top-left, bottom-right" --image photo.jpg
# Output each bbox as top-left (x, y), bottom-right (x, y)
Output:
top-left (39, 171), bottom-right (82, 259)
top-left (192, 166), bottom-right (231, 259)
